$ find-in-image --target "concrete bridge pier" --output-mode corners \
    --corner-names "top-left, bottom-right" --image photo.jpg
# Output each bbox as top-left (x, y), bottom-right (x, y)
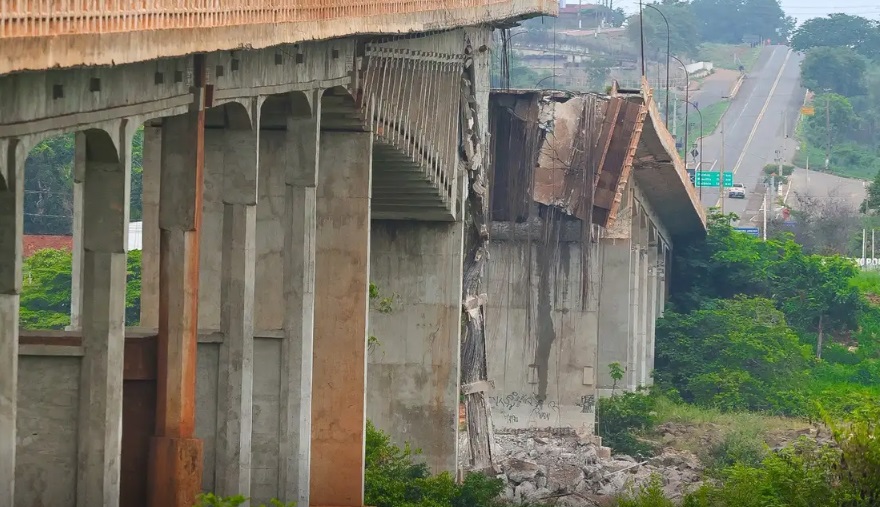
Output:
top-left (208, 100), bottom-right (261, 499)
top-left (76, 125), bottom-right (135, 507)
top-left (149, 106), bottom-right (208, 507)
top-left (311, 128), bottom-right (373, 507)
top-left (0, 138), bottom-right (26, 507)
top-left (367, 217), bottom-right (465, 474)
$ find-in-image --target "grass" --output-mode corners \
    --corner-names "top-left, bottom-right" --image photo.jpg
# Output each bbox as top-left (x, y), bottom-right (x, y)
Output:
top-left (851, 271), bottom-right (880, 295)
top-left (650, 395), bottom-right (811, 469)
top-left (675, 99), bottom-right (730, 158)
top-left (698, 43), bottom-right (761, 72)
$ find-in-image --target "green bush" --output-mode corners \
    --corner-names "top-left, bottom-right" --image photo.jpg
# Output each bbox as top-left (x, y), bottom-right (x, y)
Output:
top-left (597, 391), bottom-right (658, 457)
top-left (613, 476), bottom-right (675, 507)
top-left (364, 421), bottom-right (504, 507)
top-left (656, 296), bottom-right (811, 415)
top-left (704, 427), bottom-right (766, 471)
top-left (195, 493), bottom-right (295, 507)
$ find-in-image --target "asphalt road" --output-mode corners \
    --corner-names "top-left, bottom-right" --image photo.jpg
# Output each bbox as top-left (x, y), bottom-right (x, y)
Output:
top-left (787, 169), bottom-right (867, 211)
top-left (690, 45), bottom-right (805, 223)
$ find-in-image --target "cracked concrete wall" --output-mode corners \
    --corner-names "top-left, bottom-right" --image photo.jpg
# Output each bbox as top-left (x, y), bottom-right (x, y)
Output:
top-left (485, 234), bottom-right (600, 435)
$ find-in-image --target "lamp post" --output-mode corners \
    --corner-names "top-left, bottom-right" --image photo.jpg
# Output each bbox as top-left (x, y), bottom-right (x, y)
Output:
top-left (644, 3), bottom-right (669, 128)
top-left (670, 54), bottom-right (688, 161)
top-left (535, 74), bottom-right (562, 88)
top-left (638, 0), bottom-right (646, 78)
top-left (681, 99), bottom-right (703, 201)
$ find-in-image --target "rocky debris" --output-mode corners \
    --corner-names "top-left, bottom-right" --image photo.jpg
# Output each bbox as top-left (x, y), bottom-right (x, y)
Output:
top-left (484, 431), bottom-right (706, 505)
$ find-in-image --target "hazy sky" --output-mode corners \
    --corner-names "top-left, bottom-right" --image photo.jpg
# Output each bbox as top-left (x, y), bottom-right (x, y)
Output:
top-left (600, 0), bottom-right (880, 22)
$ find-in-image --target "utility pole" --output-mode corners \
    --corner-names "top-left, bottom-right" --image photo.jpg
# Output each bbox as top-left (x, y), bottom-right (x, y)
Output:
top-left (672, 94), bottom-right (678, 138)
top-left (825, 94), bottom-right (831, 172)
top-left (720, 118), bottom-right (725, 214)
top-left (763, 185), bottom-right (768, 240)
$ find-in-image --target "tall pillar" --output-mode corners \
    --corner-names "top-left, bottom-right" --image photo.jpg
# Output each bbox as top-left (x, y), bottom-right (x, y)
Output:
top-left (627, 205), bottom-right (641, 391)
top-left (211, 114), bottom-right (260, 498)
top-left (645, 239), bottom-right (662, 385)
top-left (636, 213), bottom-right (650, 388)
top-left (311, 130), bottom-right (372, 507)
top-left (279, 104), bottom-right (320, 505)
top-left (643, 228), bottom-right (658, 386)
top-left (596, 239), bottom-right (632, 393)
top-left (75, 125), bottom-right (132, 507)
top-left (0, 137), bottom-right (26, 507)
top-left (140, 123), bottom-right (162, 329)
top-left (148, 62), bottom-right (207, 507)
top-left (68, 135), bottom-right (86, 330)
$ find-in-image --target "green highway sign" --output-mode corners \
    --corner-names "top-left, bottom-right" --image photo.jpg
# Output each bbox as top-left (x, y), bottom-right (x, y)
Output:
top-left (693, 171), bottom-right (733, 187)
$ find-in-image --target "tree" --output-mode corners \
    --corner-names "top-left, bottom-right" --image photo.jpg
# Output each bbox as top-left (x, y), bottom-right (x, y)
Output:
top-left (790, 14), bottom-right (880, 59)
top-left (786, 190), bottom-right (861, 256)
top-left (771, 250), bottom-right (864, 357)
top-left (690, 0), bottom-right (790, 45)
top-left (625, 2), bottom-right (701, 58)
top-left (19, 248), bottom-right (143, 329)
top-left (655, 296), bottom-right (811, 413)
top-left (23, 128), bottom-right (145, 233)
top-left (800, 47), bottom-right (867, 97)
top-left (19, 248), bottom-right (73, 329)
top-left (24, 135), bottom-right (74, 235)
top-left (669, 212), bottom-right (865, 353)
top-left (803, 93), bottom-right (857, 149)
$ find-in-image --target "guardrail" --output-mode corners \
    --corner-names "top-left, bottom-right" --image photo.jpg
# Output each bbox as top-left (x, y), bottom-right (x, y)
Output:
top-left (0, 0), bottom-right (518, 38)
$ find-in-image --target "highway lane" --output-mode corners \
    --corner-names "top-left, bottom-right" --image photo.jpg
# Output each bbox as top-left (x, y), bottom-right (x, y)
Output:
top-left (690, 45), bottom-right (805, 223)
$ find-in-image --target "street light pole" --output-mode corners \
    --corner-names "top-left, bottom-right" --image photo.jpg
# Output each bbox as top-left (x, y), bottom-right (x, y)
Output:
top-left (682, 99), bottom-right (703, 201)
top-left (670, 55), bottom-right (689, 160)
top-left (644, 3), bottom-right (670, 128)
top-left (638, 0), bottom-right (646, 78)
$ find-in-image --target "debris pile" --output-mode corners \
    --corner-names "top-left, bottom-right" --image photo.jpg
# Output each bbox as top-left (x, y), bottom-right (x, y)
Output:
top-left (490, 432), bottom-right (704, 506)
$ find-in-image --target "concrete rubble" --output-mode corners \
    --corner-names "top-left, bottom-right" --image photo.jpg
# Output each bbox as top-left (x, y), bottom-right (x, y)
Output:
top-left (478, 432), bottom-right (705, 506)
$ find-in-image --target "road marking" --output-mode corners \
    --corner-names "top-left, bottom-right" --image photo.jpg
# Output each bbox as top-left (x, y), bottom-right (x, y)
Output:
top-left (731, 48), bottom-right (792, 176)
top-left (715, 48), bottom-right (793, 208)
top-left (727, 47), bottom-right (781, 134)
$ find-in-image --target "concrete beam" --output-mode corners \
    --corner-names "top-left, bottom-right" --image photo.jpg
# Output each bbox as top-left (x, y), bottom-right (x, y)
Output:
top-left (0, 137), bottom-right (26, 507)
top-left (311, 130), bottom-right (372, 507)
top-left (76, 123), bottom-right (132, 507)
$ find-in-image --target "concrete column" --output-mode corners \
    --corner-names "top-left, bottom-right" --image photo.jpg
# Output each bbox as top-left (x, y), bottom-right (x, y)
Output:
top-left (367, 217), bottom-right (464, 474)
top-left (637, 213), bottom-right (650, 388)
top-left (596, 237), bottom-right (632, 394)
top-left (76, 125), bottom-right (132, 507)
top-left (0, 137), bottom-right (26, 507)
top-left (68, 135), bottom-right (86, 331)
top-left (311, 130), bottom-right (372, 507)
top-left (645, 240), bottom-right (663, 385)
top-left (149, 108), bottom-right (205, 507)
top-left (212, 121), bottom-right (259, 499)
top-left (279, 109), bottom-right (319, 505)
top-left (644, 230), bottom-right (659, 386)
top-left (627, 206), bottom-right (641, 391)
top-left (140, 124), bottom-right (161, 328)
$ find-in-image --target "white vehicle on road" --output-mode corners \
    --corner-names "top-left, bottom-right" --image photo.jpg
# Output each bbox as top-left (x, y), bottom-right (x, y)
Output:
top-left (728, 183), bottom-right (746, 199)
